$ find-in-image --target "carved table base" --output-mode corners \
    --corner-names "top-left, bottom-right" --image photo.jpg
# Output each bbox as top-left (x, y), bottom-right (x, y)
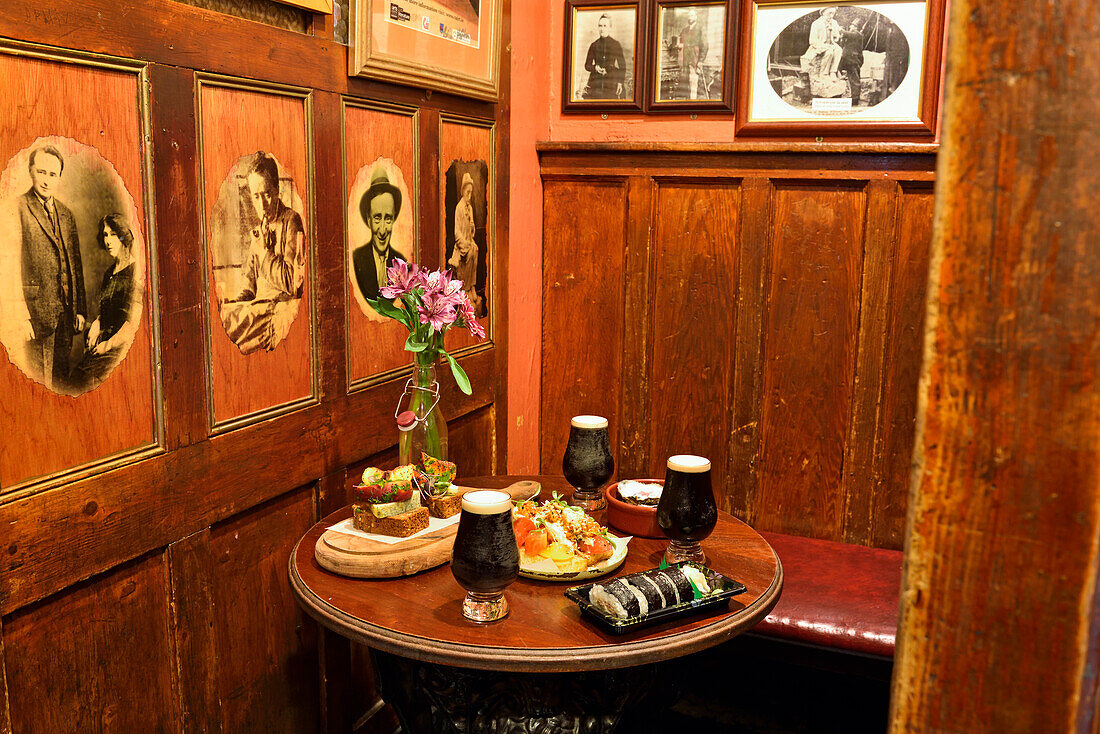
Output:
top-left (371, 650), bottom-right (660, 733)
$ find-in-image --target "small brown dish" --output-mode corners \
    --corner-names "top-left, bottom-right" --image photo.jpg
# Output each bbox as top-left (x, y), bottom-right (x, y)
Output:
top-left (605, 480), bottom-right (664, 539)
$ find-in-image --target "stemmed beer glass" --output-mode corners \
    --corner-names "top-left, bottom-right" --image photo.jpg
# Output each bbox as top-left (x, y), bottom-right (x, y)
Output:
top-left (450, 490), bottom-right (520, 622)
top-left (562, 415), bottom-right (614, 513)
top-left (656, 454), bottom-right (718, 565)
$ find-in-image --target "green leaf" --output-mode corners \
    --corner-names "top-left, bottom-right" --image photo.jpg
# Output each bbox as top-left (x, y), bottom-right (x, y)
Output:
top-left (441, 350), bottom-right (472, 395)
top-left (367, 297), bottom-right (411, 328)
top-left (404, 333), bottom-right (428, 352)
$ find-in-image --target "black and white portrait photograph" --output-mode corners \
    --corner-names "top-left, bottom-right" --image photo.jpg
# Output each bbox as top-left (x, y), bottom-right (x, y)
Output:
top-left (565, 2), bottom-right (643, 110)
top-left (443, 159), bottom-right (489, 319)
top-left (347, 157), bottom-right (415, 319)
top-left (209, 150), bottom-right (307, 355)
top-left (0, 136), bottom-right (147, 397)
top-left (654, 2), bottom-right (729, 103)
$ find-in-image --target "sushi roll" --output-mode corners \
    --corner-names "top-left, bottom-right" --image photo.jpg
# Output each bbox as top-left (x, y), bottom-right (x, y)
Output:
top-left (589, 578), bottom-right (647, 619)
top-left (629, 576), bottom-right (660, 611)
top-left (640, 569), bottom-right (682, 606)
top-left (682, 565), bottom-right (713, 595)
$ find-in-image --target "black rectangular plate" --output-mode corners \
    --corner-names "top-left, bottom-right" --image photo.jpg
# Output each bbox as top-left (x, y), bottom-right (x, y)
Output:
top-left (564, 562), bottom-right (748, 634)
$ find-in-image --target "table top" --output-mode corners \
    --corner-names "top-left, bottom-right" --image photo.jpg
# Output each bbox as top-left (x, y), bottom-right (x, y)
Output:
top-left (289, 475), bottom-right (783, 673)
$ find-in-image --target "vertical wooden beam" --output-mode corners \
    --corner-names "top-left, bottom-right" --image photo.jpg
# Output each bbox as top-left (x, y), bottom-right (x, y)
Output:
top-left (892, 0), bottom-right (1100, 730)
top-left (149, 63), bottom-right (207, 451)
top-left (619, 175), bottom-right (655, 479)
top-left (842, 178), bottom-right (899, 545)
top-left (727, 177), bottom-right (771, 523)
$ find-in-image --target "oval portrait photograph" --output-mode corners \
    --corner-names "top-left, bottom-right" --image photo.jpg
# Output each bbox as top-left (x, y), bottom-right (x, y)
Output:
top-left (346, 156), bottom-right (415, 320)
top-left (0, 136), bottom-right (147, 397)
top-left (767, 5), bottom-right (910, 115)
top-left (209, 150), bottom-right (307, 355)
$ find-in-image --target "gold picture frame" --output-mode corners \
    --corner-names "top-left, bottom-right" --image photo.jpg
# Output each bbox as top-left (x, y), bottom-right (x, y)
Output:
top-left (350, 0), bottom-right (503, 101)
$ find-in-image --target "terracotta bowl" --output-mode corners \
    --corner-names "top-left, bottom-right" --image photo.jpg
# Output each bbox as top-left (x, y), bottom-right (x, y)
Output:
top-left (605, 480), bottom-right (665, 539)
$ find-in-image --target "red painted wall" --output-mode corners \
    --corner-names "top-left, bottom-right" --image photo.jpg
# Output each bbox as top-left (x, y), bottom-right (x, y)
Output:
top-left (507, 0), bottom-right (737, 472)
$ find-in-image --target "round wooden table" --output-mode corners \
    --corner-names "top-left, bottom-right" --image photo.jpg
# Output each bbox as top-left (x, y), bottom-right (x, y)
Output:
top-left (290, 475), bottom-right (782, 732)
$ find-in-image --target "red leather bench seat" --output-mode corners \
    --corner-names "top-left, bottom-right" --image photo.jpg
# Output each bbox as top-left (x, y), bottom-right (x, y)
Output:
top-left (752, 531), bottom-right (904, 658)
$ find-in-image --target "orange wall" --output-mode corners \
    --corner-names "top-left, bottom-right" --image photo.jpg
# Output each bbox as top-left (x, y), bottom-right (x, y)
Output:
top-left (507, 1), bottom-right (737, 472)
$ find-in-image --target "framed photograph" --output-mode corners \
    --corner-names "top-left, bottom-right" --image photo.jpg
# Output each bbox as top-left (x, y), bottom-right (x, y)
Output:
top-left (647, 1), bottom-right (737, 112)
top-left (563, 0), bottom-right (647, 113)
top-left (736, 0), bottom-right (945, 136)
top-left (349, 0), bottom-right (503, 101)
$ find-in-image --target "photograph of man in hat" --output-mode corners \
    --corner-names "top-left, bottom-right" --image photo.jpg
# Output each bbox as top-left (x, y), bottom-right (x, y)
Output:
top-left (352, 165), bottom-right (409, 301)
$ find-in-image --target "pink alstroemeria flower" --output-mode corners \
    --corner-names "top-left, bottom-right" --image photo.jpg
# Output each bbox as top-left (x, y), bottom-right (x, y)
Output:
top-left (381, 260), bottom-right (419, 300)
top-left (418, 290), bottom-right (458, 331)
top-left (459, 298), bottom-right (486, 340)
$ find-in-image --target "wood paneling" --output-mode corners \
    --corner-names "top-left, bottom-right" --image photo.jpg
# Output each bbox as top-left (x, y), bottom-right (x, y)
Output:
top-left (0, 51), bottom-right (159, 490)
top-left (204, 487), bottom-right (319, 732)
top-left (891, 0), bottom-right (1100, 729)
top-left (344, 101), bottom-right (419, 388)
top-left (539, 178), bottom-right (627, 476)
top-left (3, 553), bottom-right (179, 733)
top-left (648, 181), bottom-right (740, 484)
top-left (0, 1), bottom-right (510, 730)
top-left (198, 80), bottom-right (315, 429)
top-left (449, 405), bottom-right (497, 478)
top-left (540, 150), bottom-right (935, 550)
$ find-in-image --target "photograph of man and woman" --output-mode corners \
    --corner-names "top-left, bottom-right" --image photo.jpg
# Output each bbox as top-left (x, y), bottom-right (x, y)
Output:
top-left (347, 157), bottom-right (415, 319)
top-left (0, 137), bottom-right (146, 397)
top-left (209, 151), bottom-right (307, 355)
top-left (766, 4), bottom-right (910, 113)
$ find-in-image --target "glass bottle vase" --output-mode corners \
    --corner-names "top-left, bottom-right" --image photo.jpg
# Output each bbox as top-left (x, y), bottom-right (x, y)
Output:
top-left (399, 357), bottom-right (449, 466)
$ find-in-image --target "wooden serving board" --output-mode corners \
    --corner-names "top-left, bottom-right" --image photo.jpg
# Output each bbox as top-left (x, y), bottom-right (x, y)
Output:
top-left (314, 481), bottom-right (540, 578)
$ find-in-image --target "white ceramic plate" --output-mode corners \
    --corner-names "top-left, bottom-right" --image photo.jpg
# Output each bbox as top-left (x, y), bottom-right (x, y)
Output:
top-left (518, 534), bottom-right (632, 581)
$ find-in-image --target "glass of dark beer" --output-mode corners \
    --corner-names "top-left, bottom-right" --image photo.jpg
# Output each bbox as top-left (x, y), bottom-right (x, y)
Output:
top-left (562, 415), bottom-right (614, 513)
top-left (656, 455), bottom-right (718, 565)
top-left (450, 489), bottom-right (520, 622)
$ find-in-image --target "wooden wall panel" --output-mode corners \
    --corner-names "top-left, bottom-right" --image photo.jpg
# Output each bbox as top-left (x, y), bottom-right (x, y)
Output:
top-left (3, 553), bottom-right (179, 733)
top-left (539, 178), bottom-right (627, 475)
top-left (198, 81), bottom-right (316, 429)
top-left (449, 405), bottom-right (497, 479)
top-left (540, 150), bottom-right (934, 550)
top-left (203, 486), bottom-right (319, 733)
top-left (344, 101), bottom-right (418, 388)
top-left (757, 183), bottom-right (866, 542)
top-left (0, 51), bottom-right (158, 490)
top-left (647, 181), bottom-right (740, 483)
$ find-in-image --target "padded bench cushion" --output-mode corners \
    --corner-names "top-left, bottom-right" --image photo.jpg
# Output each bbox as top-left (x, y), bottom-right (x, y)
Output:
top-left (751, 531), bottom-right (903, 658)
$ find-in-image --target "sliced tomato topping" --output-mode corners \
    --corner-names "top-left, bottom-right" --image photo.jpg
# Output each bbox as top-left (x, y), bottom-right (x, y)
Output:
top-left (524, 529), bottom-right (549, 557)
top-left (577, 535), bottom-right (614, 562)
top-left (513, 516), bottom-right (536, 546)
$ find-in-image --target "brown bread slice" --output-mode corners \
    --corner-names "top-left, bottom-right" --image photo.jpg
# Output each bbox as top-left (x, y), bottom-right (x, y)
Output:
top-left (425, 492), bottom-right (463, 519)
top-left (352, 505), bottom-right (429, 537)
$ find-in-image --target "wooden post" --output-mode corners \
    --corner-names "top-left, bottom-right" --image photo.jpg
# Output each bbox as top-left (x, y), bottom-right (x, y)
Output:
top-left (891, 0), bottom-right (1100, 731)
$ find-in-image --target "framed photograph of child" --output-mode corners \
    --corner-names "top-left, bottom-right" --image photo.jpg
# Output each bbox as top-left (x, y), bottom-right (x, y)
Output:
top-left (735, 0), bottom-right (946, 137)
top-left (647, 0), bottom-right (737, 113)
top-left (563, 0), bottom-right (648, 113)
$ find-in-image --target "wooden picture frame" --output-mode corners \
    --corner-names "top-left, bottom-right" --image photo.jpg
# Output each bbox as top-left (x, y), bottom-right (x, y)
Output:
top-left (439, 113), bottom-right (495, 355)
top-left (735, 0), bottom-right (945, 137)
top-left (563, 0), bottom-right (648, 113)
top-left (646, 0), bottom-right (737, 113)
top-left (349, 0), bottom-right (503, 101)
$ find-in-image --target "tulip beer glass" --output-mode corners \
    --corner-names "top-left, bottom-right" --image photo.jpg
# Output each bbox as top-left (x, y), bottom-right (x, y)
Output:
top-left (562, 415), bottom-right (614, 513)
top-left (656, 454), bottom-right (718, 565)
top-left (450, 490), bottom-right (520, 622)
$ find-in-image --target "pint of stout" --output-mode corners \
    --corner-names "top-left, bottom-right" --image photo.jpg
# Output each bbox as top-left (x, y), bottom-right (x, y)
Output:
top-left (657, 454), bottom-right (718, 565)
top-left (450, 489), bottom-right (520, 622)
